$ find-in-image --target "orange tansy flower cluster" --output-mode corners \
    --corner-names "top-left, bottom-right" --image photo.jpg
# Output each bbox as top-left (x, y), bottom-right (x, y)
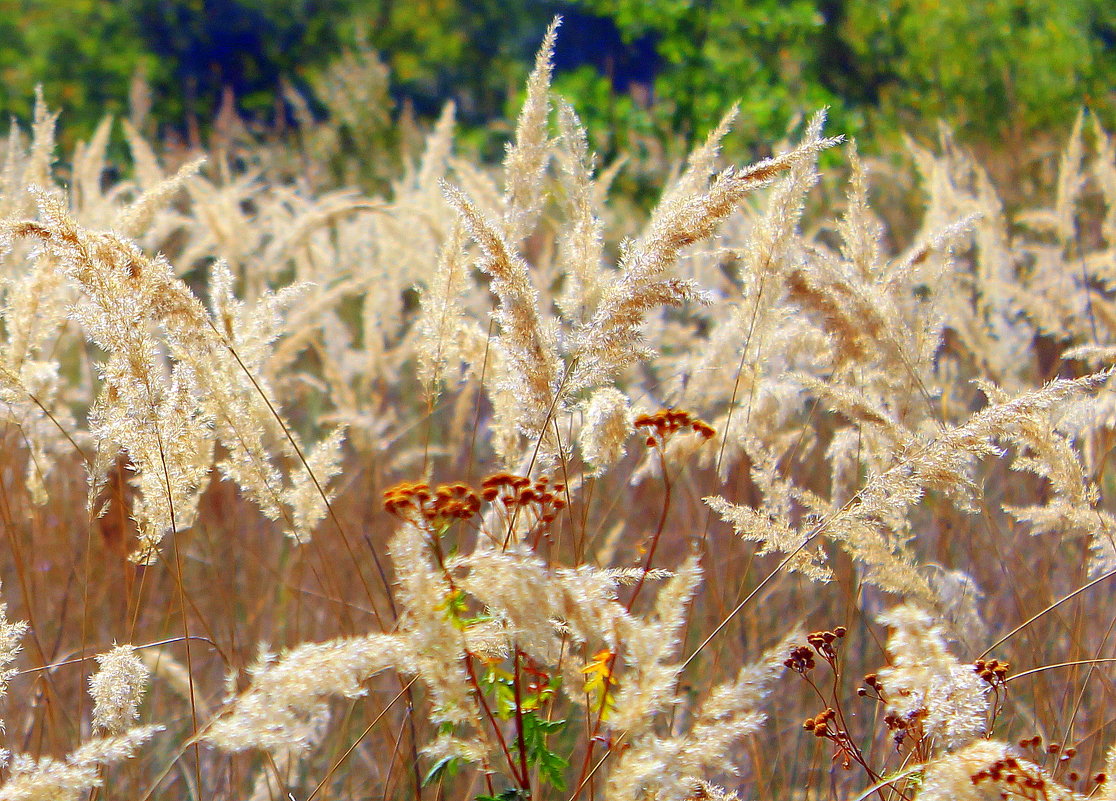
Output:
top-left (802, 706), bottom-right (836, 737)
top-left (784, 645), bottom-right (816, 674)
top-left (634, 408), bottom-right (716, 447)
top-left (974, 657), bottom-right (1009, 686)
top-left (382, 473), bottom-right (570, 529)
top-left (785, 626), bottom-right (848, 674)
top-left (858, 671), bottom-right (882, 699)
top-left (383, 481), bottom-right (481, 525)
top-left (481, 472), bottom-right (567, 524)
top-left (971, 755), bottom-right (1058, 797)
top-left (806, 626), bottom-right (847, 660)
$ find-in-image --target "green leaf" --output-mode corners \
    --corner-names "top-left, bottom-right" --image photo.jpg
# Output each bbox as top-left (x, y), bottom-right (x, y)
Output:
top-left (422, 755), bottom-right (462, 787)
top-left (522, 714), bottom-right (569, 791)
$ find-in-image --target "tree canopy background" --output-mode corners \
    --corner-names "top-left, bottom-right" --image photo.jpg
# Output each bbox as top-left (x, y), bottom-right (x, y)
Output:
top-left (1, 0), bottom-right (1112, 166)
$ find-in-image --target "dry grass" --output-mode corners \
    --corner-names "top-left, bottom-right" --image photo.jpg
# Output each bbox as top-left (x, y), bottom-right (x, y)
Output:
top-left (1, 27), bottom-right (1116, 801)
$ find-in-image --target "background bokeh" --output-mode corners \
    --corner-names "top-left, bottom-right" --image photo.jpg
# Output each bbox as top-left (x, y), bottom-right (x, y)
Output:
top-left (2, 0), bottom-right (1112, 167)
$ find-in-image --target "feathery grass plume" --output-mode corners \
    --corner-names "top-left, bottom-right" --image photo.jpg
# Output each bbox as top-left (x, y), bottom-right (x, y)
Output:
top-left (0, 361), bottom-right (74, 506)
top-left (6, 173), bottom-right (348, 551)
top-left (683, 782), bottom-right (741, 801)
top-left (906, 129), bottom-right (1026, 377)
top-left (0, 725), bottom-right (161, 801)
top-left (416, 222), bottom-right (470, 402)
top-left (388, 521), bottom-right (476, 727)
top-left (69, 116), bottom-right (119, 229)
top-left (315, 45), bottom-right (393, 142)
top-left (455, 545), bottom-right (566, 661)
top-left (573, 111), bottom-right (841, 396)
top-left (204, 635), bottom-right (413, 753)
top-left (1020, 109), bottom-right (1087, 244)
top-left (88, 644), bottom-right (150, 734)
top-left (655, 105), bottom-right (740, 218)
top-left (0, 90), bottom-right (57, 222)
top-left (608, 555), bottom-right (703, 735)
top-left (1004, 115), bottom-right (1113, 345)
top-left (777, 132), bottom-right (977, 441)
top-left (905, 125), bottom-right (980, 236)
top-left (382, 489), bottom-right (727, 783)
top-left (0, 117), bottom-right (76, 505)
top-left (714, 372), bottom-right (1116, 606)
top-left (413, 101), bottom-right (457, 193)
top-left (182, 258), bottom-right (284, 521)
top-left (97, 361), bottom-right (212, 563)
top-left (114, 156), bottom-right (204, 240)
top-left (447, 154), bottom-right (504, 222)
top-left (807, 136), bottom-right (965, 391)
top-left (916, 739), bottom-right (1085, 801)
top-left (22, 88), bottom-right (58, 210)
top-left (0, 123), bottom-right (24, 221)
top-left (441, 34), bottom-right (839, 468)
top-left (453, 547), bottom-right (663, 687)
top-left (5, 190), bottom-right (213, 562)
top-left (549, 564), bottom-right (640, 652)
top-left (1092, 114), bottom-right (1116, 246)
top-left (975, 376), bottom-right (1116, 575)
top-left (605, 630), bottom-right (799, 801)
top-left (672, 114), bottom-right (972, 519)
top-left (0, 583), bottom-right (27, 760)
top-left (657, 108), bottom-right (827, 414)
top-left (707, 449), bottom-right (932, 599)
top-left (555, 100), bottom-right (606, 322)
top-left (926, 569), bottom-right (988, 653)
top-left (280, 425), bottom-right (346, 545)
top-left (502, 16), bottom-right (560, 245)
top-left (178, 168), bottom-right (264, 276)
top-left (704, 437), bottom-right (832, 583)
top-left (350, 106), bottom-right (462, 408)
top-left (186, 257), bottom-right (351, 544)
top-left (443, 183), bottom-right (560, 437)
top-left (258, 190), bottom-right (384, 281)
top-left (116, 126), bottom-right (203, 256)
top-left (837, 141), bottom-right (883, 279)
top-left (875, 604), bottom-right (988, 751)
top-left (915, 370), bottom-right (1114, 502)
top-left (578, 387), bottom-right (635, 476)
top-left (787, 205), bottom-right (975, 381)
top-left (709, 369), bottom-right (1113, 599)
top-left (120, 118), bottom-right (164, 192)
top-left (1057, 364), bottom-right (1116, 521)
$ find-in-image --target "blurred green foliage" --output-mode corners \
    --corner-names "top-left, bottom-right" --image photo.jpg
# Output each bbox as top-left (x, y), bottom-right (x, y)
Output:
top-left (124, 0), bottom-right (350, 123)
top-left (564, 0), bottom-right (1115, 152)
top-left (0, 0), bottom-right (1112, 160)
top-left (0, 0), bottom-right (353, 145)
top-left (0, 0), bottom-right (147, 125)
top-left (841, 0), bottom-right (1116, 139)
top-left (558, 0), bottom-right (858, 148)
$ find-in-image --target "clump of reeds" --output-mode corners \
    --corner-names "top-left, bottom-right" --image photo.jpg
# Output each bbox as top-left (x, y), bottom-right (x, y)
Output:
top-left (1, 20), bottom-right (1116, 801)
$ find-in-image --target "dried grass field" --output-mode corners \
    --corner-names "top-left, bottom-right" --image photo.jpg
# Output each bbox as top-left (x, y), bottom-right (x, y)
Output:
top-left (2, 23), bottom-right (1116, 801)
